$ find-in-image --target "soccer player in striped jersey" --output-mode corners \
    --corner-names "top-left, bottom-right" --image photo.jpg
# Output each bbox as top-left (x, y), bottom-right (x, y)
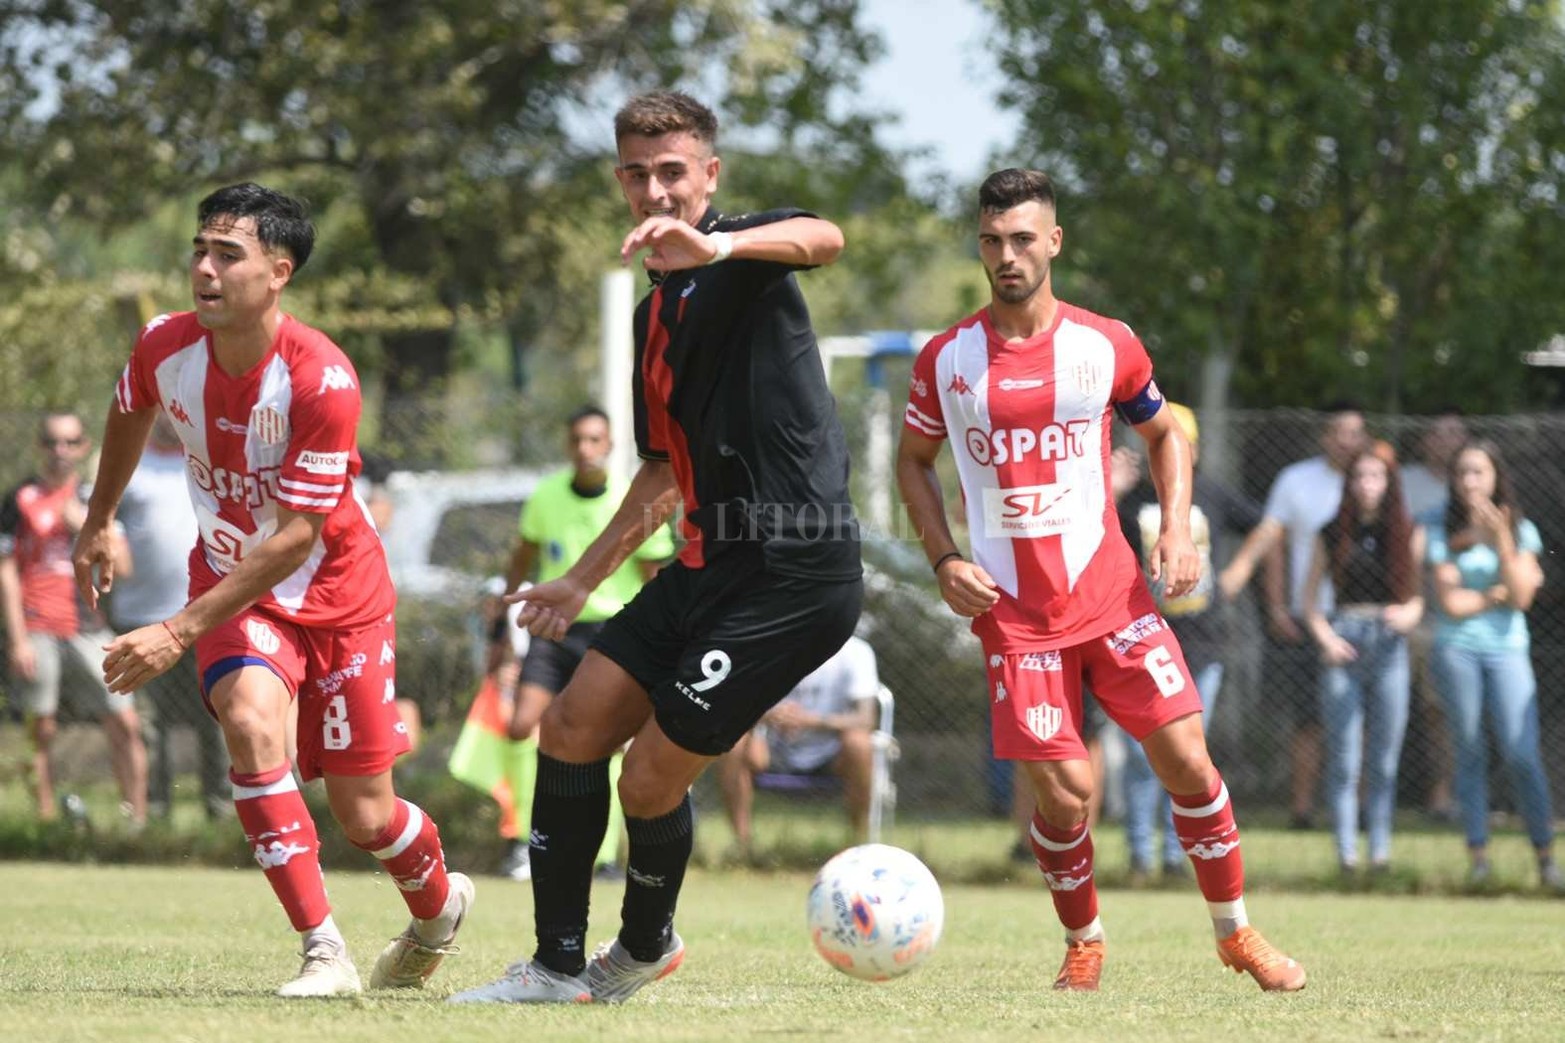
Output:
top-left (897, 168), bottom-right (1305, 993)
top-left (71, 183), bottom-right (472, 998)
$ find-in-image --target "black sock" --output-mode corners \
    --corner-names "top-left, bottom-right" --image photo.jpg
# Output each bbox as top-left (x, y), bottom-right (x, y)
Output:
top-left (618, 795), bottom-right (694, 963)
top-left (530, 753), bottom-right (611, 977)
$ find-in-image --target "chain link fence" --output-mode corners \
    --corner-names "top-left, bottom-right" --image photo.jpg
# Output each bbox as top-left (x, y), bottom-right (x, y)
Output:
top-left (3, 395), bottom-right (1563, 846)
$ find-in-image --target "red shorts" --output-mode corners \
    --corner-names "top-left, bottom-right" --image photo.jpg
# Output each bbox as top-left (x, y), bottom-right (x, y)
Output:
top-left (987, 611), bottom-right (1203, 761)
top-left (196, 607), bottom-right (409, 781)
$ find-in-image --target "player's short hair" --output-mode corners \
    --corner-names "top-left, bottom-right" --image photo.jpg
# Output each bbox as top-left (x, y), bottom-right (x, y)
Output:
top-left (614, 91), bottom-right (719, 150)
top-left (1321, 397), bottom-right (1364, 418)
top-left (566, 404), bottom-right (610, 430)
top-left (197, 182), bottom-right (316, 272)
top-left (978, 169), bottom-right (1057, 214)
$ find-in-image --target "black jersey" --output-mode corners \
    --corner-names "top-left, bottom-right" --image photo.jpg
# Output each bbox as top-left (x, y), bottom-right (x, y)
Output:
top-left (632, 206), bottom-right (861, 581)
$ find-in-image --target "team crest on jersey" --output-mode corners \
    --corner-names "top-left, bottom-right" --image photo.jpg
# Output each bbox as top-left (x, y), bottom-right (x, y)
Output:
top-left (1070, 362), bottom-right (1108, 396)
top-left (250, 405), bottom-right (289, 445)
top-left (246, 619), bottom-right (281, 656)
top-left (1026, 703), bottom-right (1062, 741)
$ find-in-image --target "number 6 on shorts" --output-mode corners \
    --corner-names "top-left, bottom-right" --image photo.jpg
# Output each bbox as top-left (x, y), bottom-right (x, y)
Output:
top-left (1144, 646), bottom-right (1186, 697)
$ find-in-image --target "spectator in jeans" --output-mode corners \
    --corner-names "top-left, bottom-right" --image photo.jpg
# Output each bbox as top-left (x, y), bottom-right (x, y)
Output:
top-left (1302, 448), bottom-right (1421, 875)
top-left (718, 635), bottom-right (878, 852)
top-left (1424, 440), bottom-right (1559, 890)
top-left (1115, 404), bottom-right (1262, 882)
top-left (1221, 403), bottom-right (1368, 830)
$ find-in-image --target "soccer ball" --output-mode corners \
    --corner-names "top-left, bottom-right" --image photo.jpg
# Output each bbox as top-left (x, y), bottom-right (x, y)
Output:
top-left (806, 843), bottom-right (944, 981)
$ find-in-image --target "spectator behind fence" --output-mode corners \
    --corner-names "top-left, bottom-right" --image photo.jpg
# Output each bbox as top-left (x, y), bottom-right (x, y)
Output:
top-left (1424, 440), bottom-right (1560, 890)
top-left (1, 411), bottom-right (147, 826)
top-left (1398, 410), bottom-right (1469, 822)
top-left (1117, 403), bottom-right (1263, 883)
top-left (1220, 402), bottom-right (1368, 829)
top-left (1302, 447), bottom-right (1421, 875)
top-left (718, 634), bottom-right (878, 852)
top-left (109, 413), bottom-right (230, 820)
top-left (485, 405), bottom-right (675, 883)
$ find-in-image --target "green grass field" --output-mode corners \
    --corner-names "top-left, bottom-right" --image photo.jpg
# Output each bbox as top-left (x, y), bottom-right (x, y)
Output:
top-left (4, 860), bottom-right (1563, 1043)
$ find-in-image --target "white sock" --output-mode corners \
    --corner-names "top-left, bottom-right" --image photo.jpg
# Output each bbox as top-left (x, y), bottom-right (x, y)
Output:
top-left (1207, 898), bottom-right (1249, 939)
top-left (413, 886), bottom-right (460, 945)
top-left (1065, 916), bottom-right (1105, 944)
top-left (302, 914), bottom-right (345, 951)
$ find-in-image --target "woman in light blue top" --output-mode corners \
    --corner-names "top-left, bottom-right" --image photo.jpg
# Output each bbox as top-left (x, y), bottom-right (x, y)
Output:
top-left (1425, 440), bottom-right (1558, 889)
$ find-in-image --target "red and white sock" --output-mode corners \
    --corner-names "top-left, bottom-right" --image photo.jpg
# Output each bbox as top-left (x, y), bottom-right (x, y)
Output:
top-left (1028, 813), bottom-right (1101, 938)
top-left (353, 798), bottom-right (451, 927)
top-left (1171, 779), bottom-right (1250, 935)
top-left (231, 764), bottom-right (330, 933)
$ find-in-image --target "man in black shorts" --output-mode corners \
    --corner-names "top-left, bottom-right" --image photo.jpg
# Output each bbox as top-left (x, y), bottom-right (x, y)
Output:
top-left (452, 90), bottom-right (862, 1006)
top-left (490, 405), bottom-right (674, 881)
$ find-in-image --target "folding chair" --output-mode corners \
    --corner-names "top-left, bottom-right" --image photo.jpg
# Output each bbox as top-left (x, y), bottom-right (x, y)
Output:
top-left (754, 684), bottom-right (899, 842)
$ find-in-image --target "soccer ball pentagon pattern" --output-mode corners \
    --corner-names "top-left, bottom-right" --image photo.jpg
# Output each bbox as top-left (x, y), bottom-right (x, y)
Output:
top-left (806, 843), bottom-right (944, 981)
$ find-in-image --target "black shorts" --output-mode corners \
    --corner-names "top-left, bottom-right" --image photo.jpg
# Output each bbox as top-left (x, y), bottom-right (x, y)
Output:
top-left (1264, 627), bottom-right (1322, 729)
top-left (519, 621), bottom-right (604, 695)
top-left (591, 549), bottom-right (863, 756)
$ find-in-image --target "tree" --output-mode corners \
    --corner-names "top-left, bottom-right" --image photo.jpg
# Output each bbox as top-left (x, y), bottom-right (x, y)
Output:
top-left (983, 0), bottom-right (1565, 415)
top-left (0, 0), bottom-right (898, 459)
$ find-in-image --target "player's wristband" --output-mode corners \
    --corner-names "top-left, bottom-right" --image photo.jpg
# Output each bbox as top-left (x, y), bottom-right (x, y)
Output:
top-left (707, 231), bottom-right (734, 264)
top-left (932, 551), bottom-right (963, 574)
top-left (161, 620), bottom-right (187, 651)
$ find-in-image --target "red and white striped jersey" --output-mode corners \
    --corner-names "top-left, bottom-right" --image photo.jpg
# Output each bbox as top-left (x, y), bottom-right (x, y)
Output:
top-left (904, 303), bottom-right (1161, 651)
top-left (114, 311), bottom-right (393, 629)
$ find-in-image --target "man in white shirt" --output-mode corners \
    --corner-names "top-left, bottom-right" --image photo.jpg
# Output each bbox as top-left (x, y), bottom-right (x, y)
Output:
top-left (109, 414), bottom-right (230, 820)
top-left (718, 635), bottom-right (879, 851)
top-left (1220, 403), bottom-right (1367, 828)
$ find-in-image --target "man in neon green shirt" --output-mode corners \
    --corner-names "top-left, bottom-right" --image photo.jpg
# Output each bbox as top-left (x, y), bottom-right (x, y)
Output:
top-left (495, 406), bottom-right (674, 881)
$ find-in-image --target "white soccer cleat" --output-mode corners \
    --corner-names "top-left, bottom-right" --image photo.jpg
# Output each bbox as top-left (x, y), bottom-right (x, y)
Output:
top-left (446, 959), bottom-right (592, 1004)
top-left (276, 938), bottom-right (363, 998)
top-left (583, 932), bottom-right (685, 1004)
top-left (371, 872), bottom-right (475, 990)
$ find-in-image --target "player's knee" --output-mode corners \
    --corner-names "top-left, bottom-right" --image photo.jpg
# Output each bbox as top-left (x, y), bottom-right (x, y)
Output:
top-left (836, 730), bottom-right (873, 775)
top-left (1034, 793), bottom-right (1091, 830)
top-left (616, 758), bottom-right (685, 819)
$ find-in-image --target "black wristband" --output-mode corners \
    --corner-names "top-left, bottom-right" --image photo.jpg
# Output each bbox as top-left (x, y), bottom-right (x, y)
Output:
top-left (932, 551), bottom-right (963, 574)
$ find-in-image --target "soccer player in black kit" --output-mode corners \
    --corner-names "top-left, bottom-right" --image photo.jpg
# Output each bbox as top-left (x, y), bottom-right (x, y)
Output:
top-left (452, 91), bottom-right (862, 1005)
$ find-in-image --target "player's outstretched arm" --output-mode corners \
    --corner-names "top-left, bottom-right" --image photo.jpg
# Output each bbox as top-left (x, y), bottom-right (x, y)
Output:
top-left (896, 429), bottom-right (998, 618)
top-left (621, 216), bottom-right (844, 272)
top-left (101, 505), bottom-right (326, 694)
top-left (509, 459), bottom-right (680, 640)
top-left (1133, 406), bottom-right (1199, 598)
top-left (73, 406), bottom-right (157, 609)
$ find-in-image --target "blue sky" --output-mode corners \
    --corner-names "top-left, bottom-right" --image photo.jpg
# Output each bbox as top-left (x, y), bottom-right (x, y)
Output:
top-left (859, 0), bottom-right (1021, 183)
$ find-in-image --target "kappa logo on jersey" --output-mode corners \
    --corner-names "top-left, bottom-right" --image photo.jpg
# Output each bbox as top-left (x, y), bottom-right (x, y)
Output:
top-left (1042, 867), bottom-right (1093, 892)
top-left (994, 682), bottom-right (1007, 704)
top-left (946, 374), bottom-right (974, 395)
top-left (380, 640), bottom-right (395, 665)
top-left (1018, 651), bottom-right (1063, 672)
top-left (142, 313), bottom-right (173, 335)
top-left (318, 365), bottom-right (356, 394)
top-left (246, 619), bottom-right (281, 656)
top-left (997, 377), bottom-right (1045, 391)
top-left (167, 399), bottom-right (193, 426)
top-left (989, 654), bottom-right (1004, 668)
top-left (1186, 839), bottom-right (1241, 861)
top-left (1026, 703), bottom-right (1062, 741)
top-left (964, 419), bottom-right (1091, 467)
top-left (297, 450), bottom-right (349, 476)
top-left (250, 405), bottom-right (289, 445)
top-left (383, 678), bottom-right (396, 704)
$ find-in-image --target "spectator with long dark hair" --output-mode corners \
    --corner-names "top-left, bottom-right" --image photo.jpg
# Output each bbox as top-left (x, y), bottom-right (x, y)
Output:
top-left (1303, 448), bottom-right (1421, 875)
top-left (1425, 440), bottom-right (1559, 889)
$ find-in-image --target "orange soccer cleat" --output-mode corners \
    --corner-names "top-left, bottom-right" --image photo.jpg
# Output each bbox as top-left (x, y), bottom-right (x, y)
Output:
top-left (1053, 938), bottom-right (1104, 991)
top-left (1216, 926), bottom-right (1307, 992)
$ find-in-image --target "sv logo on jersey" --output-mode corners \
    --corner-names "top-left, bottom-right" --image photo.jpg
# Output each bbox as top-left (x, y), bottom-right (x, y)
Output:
top-left (981, 482), bottom-right (1084, 538)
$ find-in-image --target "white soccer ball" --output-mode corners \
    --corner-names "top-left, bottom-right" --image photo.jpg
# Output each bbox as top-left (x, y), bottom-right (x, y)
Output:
top-left (806, 843), bottom-right (944, 981)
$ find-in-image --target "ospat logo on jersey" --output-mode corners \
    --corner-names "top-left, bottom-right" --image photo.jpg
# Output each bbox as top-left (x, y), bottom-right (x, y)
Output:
top-left (964, 420), bottom-right (1091, 467)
